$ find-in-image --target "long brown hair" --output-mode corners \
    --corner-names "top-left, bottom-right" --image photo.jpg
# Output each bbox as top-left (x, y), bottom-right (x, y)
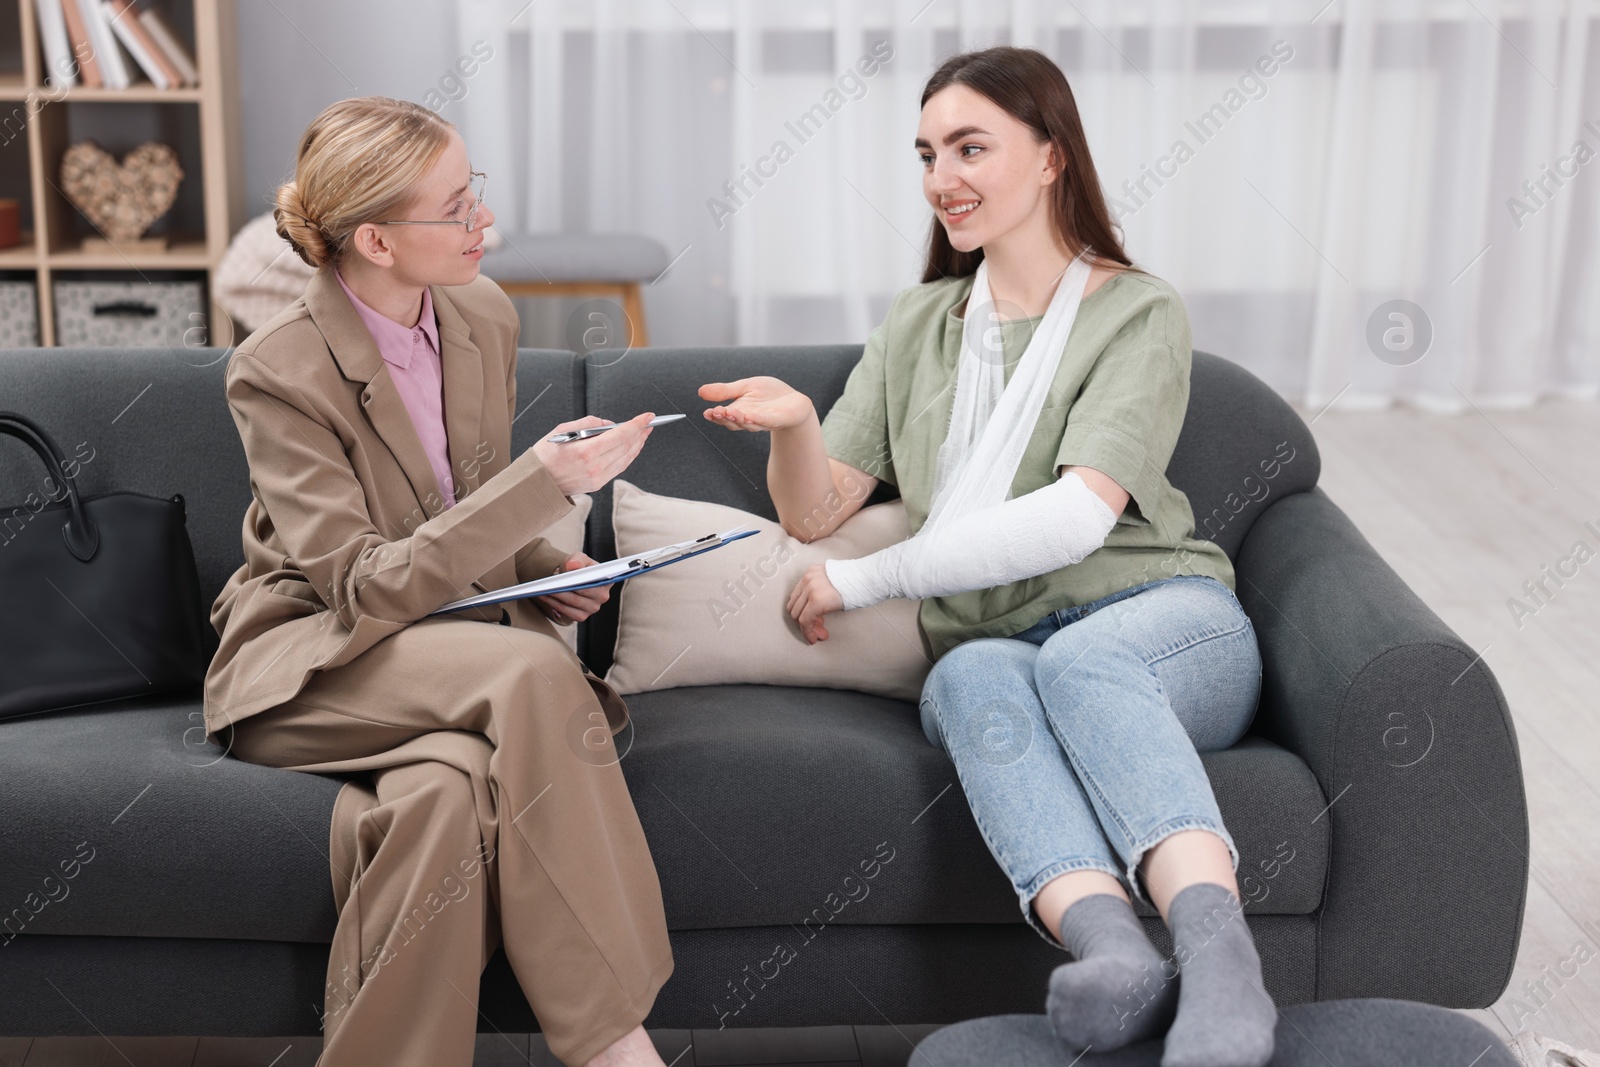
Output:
top-left (919, 47), bottom-right (1135, 283)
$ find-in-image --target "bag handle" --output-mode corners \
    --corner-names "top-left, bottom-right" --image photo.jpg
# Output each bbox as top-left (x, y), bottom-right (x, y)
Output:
top-left (0, 411), bottom-right (98, 561)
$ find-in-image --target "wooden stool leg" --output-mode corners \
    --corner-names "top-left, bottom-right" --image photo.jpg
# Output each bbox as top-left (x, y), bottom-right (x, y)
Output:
top-left (621, 283), bottom-right (648, 348)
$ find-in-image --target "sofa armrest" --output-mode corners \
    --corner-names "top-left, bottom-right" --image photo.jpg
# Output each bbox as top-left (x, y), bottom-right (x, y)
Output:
top-left (1234, 486), bottom-right (1528, 1006)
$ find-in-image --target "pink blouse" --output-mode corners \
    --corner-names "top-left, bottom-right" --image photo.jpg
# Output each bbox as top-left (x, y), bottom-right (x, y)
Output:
top-left (335, 271), bottom-right (456, 508)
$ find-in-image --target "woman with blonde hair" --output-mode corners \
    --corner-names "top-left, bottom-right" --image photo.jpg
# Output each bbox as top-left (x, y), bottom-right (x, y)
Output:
top-left (203, 96), bottom-right (674, 1067)
top-left (702, 48), bottom-right (1276, 1067)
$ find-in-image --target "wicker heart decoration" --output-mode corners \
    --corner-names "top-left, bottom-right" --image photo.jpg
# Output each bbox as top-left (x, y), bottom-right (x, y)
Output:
top-left (60, 142), bottom-right (184, 242)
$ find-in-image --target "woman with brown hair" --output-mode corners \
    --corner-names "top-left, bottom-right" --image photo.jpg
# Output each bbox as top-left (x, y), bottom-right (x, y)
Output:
top-left (701, 48), bottom-right (1275, 1067)
top-left (203, 96), bottom-right (673, 1067)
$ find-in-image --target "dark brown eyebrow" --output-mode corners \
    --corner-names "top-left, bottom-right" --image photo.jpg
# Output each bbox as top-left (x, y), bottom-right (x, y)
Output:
top-left (913, 126), bottom-right (991, 149)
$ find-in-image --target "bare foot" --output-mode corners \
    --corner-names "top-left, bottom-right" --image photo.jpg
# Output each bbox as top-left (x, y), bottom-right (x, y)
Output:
top-left (580, 1024), bottom-right (667, 1067)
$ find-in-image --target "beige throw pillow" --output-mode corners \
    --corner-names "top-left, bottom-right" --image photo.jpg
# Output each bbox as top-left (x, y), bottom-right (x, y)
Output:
top-left (603, 479), bottom-right (933, 701)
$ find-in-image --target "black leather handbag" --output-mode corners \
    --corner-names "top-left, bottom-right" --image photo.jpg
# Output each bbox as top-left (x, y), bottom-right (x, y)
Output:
top-left (0, 411), bottom-right (207, 721)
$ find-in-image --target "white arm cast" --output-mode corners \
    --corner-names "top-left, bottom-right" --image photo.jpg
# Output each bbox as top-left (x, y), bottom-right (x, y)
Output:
top-left (823, 470), bottom-right (1119, 611)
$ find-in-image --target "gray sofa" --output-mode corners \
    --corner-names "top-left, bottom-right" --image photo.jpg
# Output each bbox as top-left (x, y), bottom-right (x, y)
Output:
top-left (0, 342), bottom-right (1528, 1041)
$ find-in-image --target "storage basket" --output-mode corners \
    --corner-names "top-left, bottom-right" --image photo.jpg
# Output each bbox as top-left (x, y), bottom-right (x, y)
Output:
top-left (54, 279), bottom-right (206, 347)
top-left (0, 280), bottom-right (39, 348)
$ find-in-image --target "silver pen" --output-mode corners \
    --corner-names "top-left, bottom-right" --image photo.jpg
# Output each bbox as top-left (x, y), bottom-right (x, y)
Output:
top-left (547, 413), bottom-right (686, 443)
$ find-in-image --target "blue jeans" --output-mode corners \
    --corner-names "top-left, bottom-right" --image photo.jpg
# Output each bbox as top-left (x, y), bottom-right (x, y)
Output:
top-left (918, 574), bottom-right (1262, 948)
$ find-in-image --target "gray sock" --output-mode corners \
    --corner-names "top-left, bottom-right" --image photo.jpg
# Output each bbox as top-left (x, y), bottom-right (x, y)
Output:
top-left (1159, 882), bottom-right (1277, 1067)
top-left (1045, 892), bottom-right (1179, 1053)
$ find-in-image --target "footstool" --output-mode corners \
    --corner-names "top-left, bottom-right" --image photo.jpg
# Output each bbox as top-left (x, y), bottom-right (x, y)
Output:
top-left (910, 998), bottom-right (1517, 1066)
top-left (477, 232), bottom-right (671, 347)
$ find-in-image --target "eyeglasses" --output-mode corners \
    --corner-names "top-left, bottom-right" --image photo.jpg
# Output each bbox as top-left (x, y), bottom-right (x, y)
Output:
top-left (379, 171), bottom-right (488, 233)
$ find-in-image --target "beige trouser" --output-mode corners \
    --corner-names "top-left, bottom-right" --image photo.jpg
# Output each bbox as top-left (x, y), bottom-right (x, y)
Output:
top-left (227, 614), bottom-right (675, 1067)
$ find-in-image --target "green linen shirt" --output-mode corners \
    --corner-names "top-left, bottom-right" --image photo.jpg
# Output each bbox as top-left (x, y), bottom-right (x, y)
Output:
top-left (819, 267), bottom-right (1235, 660)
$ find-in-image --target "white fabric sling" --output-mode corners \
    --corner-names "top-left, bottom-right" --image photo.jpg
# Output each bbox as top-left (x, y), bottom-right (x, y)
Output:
top-left (824, 254), bottom-right (1119, 611)
top-left (925, 253), bottom-right (1095, 533)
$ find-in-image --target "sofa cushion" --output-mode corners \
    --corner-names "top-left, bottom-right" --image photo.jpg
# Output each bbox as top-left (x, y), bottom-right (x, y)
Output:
top-left (0, 694), bottom-right (344, 944)
top-left (625, 686), bottom-right (1328, 930)
top-left (0, 348), bottom-right (245, 669)
top-left (0, 347), bottom-right (586, 670)
top-left (0, 685), bottom-right (1327, 944)
top-left (506, 349), bottom-right (586, 457)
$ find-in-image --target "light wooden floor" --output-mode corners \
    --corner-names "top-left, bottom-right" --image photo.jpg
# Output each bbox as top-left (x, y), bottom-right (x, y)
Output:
top-left (0, 1026), bottom-right (945, 1066)
top-left (1301, 395), bottom-right (1600, 1056)
top-left (3, 398), bottom-right (1595, 1065)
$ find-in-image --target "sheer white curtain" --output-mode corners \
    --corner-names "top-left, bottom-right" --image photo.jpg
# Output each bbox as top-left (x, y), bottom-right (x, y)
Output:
top-left (452, 0), bottom-right (1599, 410)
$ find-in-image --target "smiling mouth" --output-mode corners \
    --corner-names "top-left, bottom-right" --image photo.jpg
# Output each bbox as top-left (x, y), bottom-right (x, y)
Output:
top-left (464, 240), bottom-right (484, 255)
top-left (943, 199), bottom-right (980, 219)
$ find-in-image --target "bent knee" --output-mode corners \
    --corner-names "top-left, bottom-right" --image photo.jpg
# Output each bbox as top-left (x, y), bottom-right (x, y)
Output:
top-left (382, 761), bottom-right (481, 833)
top-left (926, 638), bottom-right (1033, 693)
top-left (1033, 626), bottom-right (1143, 690)
top-left (921, 637), bottom-right (1036, 742)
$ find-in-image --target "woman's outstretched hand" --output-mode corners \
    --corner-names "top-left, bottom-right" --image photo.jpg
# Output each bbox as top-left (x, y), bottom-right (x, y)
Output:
top-left (699, 377), bottom-right (813, 432)
top-left (788, 562), bottom-right (844, 644)
top-left (534, 552), bottom-right (609, 625)
top-left (530, 412), bottom-right (655, 497)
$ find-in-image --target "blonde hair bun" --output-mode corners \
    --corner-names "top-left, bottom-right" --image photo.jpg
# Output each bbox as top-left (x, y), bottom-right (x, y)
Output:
top-left (273, 180), bottom-right (331, 269)
top-left (272, 97), bottom-right (455, 272)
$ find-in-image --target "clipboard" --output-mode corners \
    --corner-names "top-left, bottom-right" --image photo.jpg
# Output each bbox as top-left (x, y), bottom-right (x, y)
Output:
top-left (428, 525), bottom-right (760, 616)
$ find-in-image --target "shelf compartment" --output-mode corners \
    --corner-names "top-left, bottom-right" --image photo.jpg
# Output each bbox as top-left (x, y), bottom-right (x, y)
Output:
top-left (34, 98), bottom-right (206, 257)
top-left (0, 0), bottom-right (23, 92)
top-left (0, 230), bottom-right (38, 265)
top-left (0, 0), bottom-right (239, 346)
top-left (0, 118), bottom-right (35, 245)
top-left (48, 236), bottom-right (208, 268)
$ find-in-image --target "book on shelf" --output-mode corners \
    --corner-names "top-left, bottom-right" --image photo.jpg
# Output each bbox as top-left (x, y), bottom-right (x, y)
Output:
top-left (35, 0), bottom-right (198, 92)
top-left (33, 0), bottom-right (78, 89)
top-left (71, 0), bottom-right (131, 88)
top-left (56, 0), bottom-right (104, 88)
top-left (139, 8), bottom-right (198, 86)
top-left (103, 0), bottom-right (181, 88)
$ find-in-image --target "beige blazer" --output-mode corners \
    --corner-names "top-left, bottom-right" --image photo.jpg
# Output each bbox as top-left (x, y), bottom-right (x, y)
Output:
top-left (203, 266), bottom-right (627, 738)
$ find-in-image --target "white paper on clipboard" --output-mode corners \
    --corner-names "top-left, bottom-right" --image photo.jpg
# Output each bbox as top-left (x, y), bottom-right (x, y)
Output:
top-left (428, 525), bottom-right (760, 616)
